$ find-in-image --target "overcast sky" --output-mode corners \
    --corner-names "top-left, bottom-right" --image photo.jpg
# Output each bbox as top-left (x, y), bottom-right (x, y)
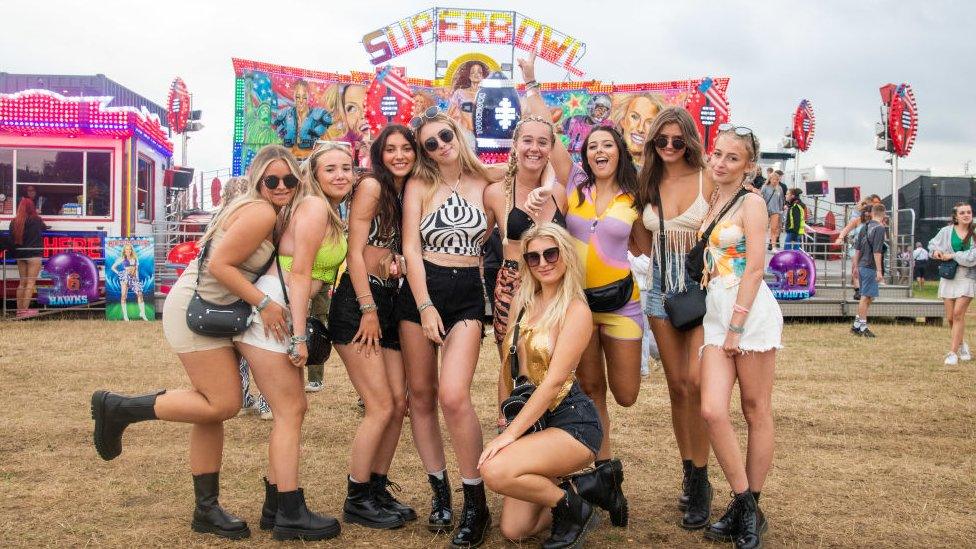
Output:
top-left (1, 0), bottom-right (974, 177)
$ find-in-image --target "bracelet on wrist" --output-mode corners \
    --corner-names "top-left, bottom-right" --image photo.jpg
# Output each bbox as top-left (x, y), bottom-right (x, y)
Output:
top-left (417, 299), bottom-right (434, 313)
top-left (290, 334), bottom-right (309, 343)
top-left (355, 293), bottom-right (372, 301)
top-left (359, 302), bottom-right (378, 314)
top-left (255, 294), bottom-right (272, 312)
top-left (728, 324), bottom-right (745, 334)
top-left (524, 79), bottom-right (538, 87)
top-left (733, 303), bottom-right (750, 314)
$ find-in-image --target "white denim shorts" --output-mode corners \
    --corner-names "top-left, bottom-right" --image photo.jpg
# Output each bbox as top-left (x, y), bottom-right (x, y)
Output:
top-left (702, 278), bottom-right (783, 355)
top-left (233, 275), bottom-right (290, 354)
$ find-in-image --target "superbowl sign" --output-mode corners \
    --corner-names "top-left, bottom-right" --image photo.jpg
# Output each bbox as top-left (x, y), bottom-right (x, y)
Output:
top-left (363, 7), bottom-right (587, 77)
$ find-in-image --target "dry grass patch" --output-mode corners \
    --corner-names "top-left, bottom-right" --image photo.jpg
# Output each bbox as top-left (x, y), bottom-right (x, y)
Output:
top-left (0, 319), bottom-right (974, 547)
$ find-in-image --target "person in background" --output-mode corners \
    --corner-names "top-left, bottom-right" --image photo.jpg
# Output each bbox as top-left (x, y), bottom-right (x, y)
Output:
top-left (750, 166), bottom-right (766, 190)
top-left (912, 241), bottom-right (929, 291)
top-left (10, 197), bottom-right (48, 318)
top-left (761, 171), bottom-right (784, 251)
top-left (23, 185), bottom-right (47, 214)
top-left (928, 202), bottom-right (975, 365)
top-left (835, 199), bottom-right (871, 299)
top-left (851, 204), bottom-right (887, 338)
top-left (783, 188), bottom-right (806, 251)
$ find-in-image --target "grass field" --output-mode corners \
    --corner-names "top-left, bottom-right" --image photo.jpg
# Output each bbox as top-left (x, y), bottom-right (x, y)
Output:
top-left (1, 319), bottom-right (974, 548)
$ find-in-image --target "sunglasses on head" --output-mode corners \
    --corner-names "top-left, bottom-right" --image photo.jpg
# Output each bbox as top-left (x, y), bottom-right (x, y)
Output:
top-left (717, 123), bottom-right (759, 160)
top-left (410, 106), bottom-right (439, 130)
top-left (523, 246), bottom-right (560, 268)
top-left (423, 129), bottom-right (455, 152)
top-left (652, 135), bottom-right (686, 150)
top-left (262, 174), bottom-right (300, 190)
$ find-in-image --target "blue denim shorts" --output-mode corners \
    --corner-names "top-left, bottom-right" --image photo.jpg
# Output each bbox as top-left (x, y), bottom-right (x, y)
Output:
top-left (547, 382), bottom-right (603, 457)
top-left (644, 260), bottom-right (695, 320)
top-left (858, 266), bottom-right (879, 298)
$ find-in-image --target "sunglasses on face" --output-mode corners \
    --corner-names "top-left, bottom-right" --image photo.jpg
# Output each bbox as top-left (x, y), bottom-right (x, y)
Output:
top-left (523, 246), bottom-right (560, 268)
top-left (423, 129), bottom-right (455, 152)
top-left (410, 106), bottom-right (439, 129)
top-left (652, 135), bottom-right (686, 150)
top-left (262, 174), bottom-right (300, 190)
top-left (718, 123), bottom-right (759, 160)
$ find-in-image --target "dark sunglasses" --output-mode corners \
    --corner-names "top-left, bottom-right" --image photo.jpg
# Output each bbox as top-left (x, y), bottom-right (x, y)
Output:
top-left (410, 106), bottom-right (439, 129)
top-left (652, 135), bottom-right (686, 150)
top-left (423, 129), bottom-right (455, 152)
top-left (262, 174), bottom-right (300, 190)
top-left (718, 123), bottom-right (759, 160)
top-left (523, 246), bottom-right (560, 268)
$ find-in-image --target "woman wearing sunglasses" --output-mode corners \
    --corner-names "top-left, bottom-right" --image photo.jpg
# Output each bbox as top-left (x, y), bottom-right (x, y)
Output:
top-left (635, 107), bottom-right (716, 529)
top-left (326, 126), bottom-right (418, 529)
top-left (399, 109), bottom-right (496, 547)
top-left (697, 125), bottom-right (781, 549)
top-left (479, 223), bottom-right (602, 548)
top-left (90, 145), bottom-right (308, 540)
top-left (518, 52), bottom-right (654, 528)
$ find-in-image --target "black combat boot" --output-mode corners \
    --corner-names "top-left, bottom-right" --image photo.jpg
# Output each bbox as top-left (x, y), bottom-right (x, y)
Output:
top-left (190, 472), bottom-right (250, 540)
top-left (568, 458), bottom-right (628, 527)
top-left (273, 488), bottom-right (341, 541)
top-left (371, 472), bottom-right (417, 521)
top-left (343, 476), bottom-right (404, 529)
top-left (542, 485), bottom-right (600, 549)
top-left (679, 459), bottom-right (693, 510)
top-left (704, 491), bottom-right (742, 542)
top-left (734, 491), bottom-right (764, 549)
top-left (681, 464), bottom-right (713, 530)
top-left (449, 482), bottom-right (491, 548)
top-left (260, 477), bottom-right (277, 530)
top-left (90, 389), bottom-right (164, 460)
top-left (427, 472), bottom-right (453, 532)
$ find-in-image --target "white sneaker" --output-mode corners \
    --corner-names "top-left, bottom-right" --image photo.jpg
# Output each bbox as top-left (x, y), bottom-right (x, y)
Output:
top-left (945, 352), bottom-right (959, 366)
top-left (959, 342), bottom-right (972, 361)
top-left (257, 397), bottom-right (273, 420)
top-left (305, 381), bottom-right (323, 393)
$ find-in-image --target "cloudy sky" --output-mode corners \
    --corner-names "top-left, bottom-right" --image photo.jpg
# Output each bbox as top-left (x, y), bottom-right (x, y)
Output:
top-left (1, 0), bottom-right (974, 177)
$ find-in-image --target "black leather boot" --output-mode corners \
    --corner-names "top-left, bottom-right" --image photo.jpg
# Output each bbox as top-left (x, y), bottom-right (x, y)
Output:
top-left (568, 458), bottom-right (628, 527)
top-left (273, 488), bottom-right (341, 541)
top-left (734, 491), bottom-right (763, 549)
top-left (681, 465), bottom-right (713, 530)
top-left (542, 486), bottom-right (600, 549)
top-left (427, 473), bottom-right (453, 532)
top-left (260, 477), bottom-right (277, 530)
top-left (343, 476), bottom-right (404, 529)
top-left (90, 389), bottom-right (163, 461)
top-left (371, 472), bottom-right (417, 521)
top-left (190, 472), bottom-right (250, 539)
top-left (678, 459), bottom-right (693, 510)
top-left (703, 491), bottom-right (742, 542)
top-left (449, 482), bottom-right (491, 548)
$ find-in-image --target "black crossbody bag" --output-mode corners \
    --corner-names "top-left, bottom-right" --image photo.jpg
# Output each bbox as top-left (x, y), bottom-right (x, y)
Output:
top-left (273, 251), bottom-right (332, 365)
top-left (185, 240), bottom-right (274, 337)
top-left (500, 309), bottom-right (547, 435)
top-left (660, 188), bottom-right (748, 331)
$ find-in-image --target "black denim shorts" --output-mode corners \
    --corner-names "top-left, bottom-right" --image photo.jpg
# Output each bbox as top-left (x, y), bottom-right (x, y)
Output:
top-left (329, 273), bottom-right (401, 350)
top-left (547, 382), bottom-right (603, 457)
top-left (397, 261), bottom-right (485, 336)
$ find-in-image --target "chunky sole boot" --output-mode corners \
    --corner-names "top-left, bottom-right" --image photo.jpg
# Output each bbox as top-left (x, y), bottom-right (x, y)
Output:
top-left (371, 473), bottom-right (417, 522)
top-left (260, 477), bottom-right (277, 531)
top-left (427, 473), bottom-right (454, 533)
top-left (734, 491), bottom-right (763, 549)
top-left (450, 482), bottom-right (491, 548)
top-left (678, 459), bottom-right (693, 511)
top-left (542, 485), bottom-right (601, 549)
top-left (190, 472), bottom-right (251, 540)
top-left (273, 489), bottom-right (341, 541)
top-left (681, 465), bottom-right (713, 530)
top-left (90, 389), bottom-right (163, 461)
top-left (343, 477), bottom-right (405, 529)
top-left (568, 458), bottom-right (628, 527)
top-left (704, 492), bottom-right (741, 542)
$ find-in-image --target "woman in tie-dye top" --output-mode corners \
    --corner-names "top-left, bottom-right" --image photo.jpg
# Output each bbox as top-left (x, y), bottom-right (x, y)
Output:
top-left (519, 48), bottom-right (654, 528)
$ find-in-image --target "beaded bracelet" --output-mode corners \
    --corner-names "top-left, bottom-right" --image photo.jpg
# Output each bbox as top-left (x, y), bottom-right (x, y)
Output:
top-left (359, 303), bottom-right (378, 314)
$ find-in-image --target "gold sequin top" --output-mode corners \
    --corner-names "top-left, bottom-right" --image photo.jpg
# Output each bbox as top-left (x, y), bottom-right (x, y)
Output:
top-left (503, 322), bottom-right (575, 411)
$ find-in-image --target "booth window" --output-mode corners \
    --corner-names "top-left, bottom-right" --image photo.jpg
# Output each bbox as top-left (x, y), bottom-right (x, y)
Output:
top-left (2, 147), bottom-right (112, 218)
top-left (137, 155), bottom-right (154, 221)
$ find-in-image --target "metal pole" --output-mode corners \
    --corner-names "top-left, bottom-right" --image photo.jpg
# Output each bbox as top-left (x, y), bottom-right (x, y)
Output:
top-left (890, 153), bottom-right (899, 283)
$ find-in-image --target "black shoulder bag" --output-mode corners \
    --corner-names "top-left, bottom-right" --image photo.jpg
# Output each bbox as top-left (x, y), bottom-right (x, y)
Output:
top-left (499, 309), bottom-right (547, 435)
top-left (660, 187), bottom-right (749, 331)
top-left (273, 251), bottom-right (332, 365)
top-left (185, 240), bottom-right (273, 337)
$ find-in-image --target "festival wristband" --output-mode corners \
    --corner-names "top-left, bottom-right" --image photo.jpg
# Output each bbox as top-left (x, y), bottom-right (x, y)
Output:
top-left (728, 324), bottom-right (745, 334)
top-left (359, 303), bottom-right (377, 314)
top-left (417, 299), bottom-right (434, 313)
top-left (256, 294), bottom-right (272, 312)
top-left (733, 303), bottom-right (750, 314)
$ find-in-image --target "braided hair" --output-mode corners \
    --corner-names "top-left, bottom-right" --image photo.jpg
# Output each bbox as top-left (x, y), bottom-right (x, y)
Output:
top-left (502, 115), bottom-right (555, 245)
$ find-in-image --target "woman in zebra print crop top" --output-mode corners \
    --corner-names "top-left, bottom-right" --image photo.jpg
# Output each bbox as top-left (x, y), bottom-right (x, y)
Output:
top-left (398, 111), bottom-right (497, 544)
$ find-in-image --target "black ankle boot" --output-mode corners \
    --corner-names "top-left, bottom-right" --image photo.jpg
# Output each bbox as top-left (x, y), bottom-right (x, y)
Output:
top-left (260, 477), bottom-right (277, 530)
top-left (190, 472), bottom-right (250, 540)
top-left (273, 488), bottom-right (341, 541)
top-left (450, 482), bottom-right (490, 548)
top-left (678, 459), bottom-right (693, 510)
top-left (681, 465), bottom-right (713, 530)
top-left (542, 485), bottom-right (600, 549)
top-left (568, 458), bottom-right (628, 527)
top-left (734, 491), bottom-right (763, 549)
top-left (371, 472), bottom-right (417, 522)
top-left (427, 473), bottom-right (453, 532)
top-left (703, 491), bottom-right (742, 542)
top-left (90, 389), bottom-right (163, 461)
top-left (343, 476), bottom-right (404, 529)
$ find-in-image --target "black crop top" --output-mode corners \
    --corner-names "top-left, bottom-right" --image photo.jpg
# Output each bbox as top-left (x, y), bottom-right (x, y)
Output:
top-left (506, 197), bottom-right (566, 241)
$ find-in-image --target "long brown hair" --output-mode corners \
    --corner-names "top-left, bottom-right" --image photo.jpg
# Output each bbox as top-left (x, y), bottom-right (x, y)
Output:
top-left (363, 124), bottom-right (416, 243)
top-left (12, 198), bottom-right (41, 245)
top-left (635, 107), bottom-right (706, 212)
top-left (951, 201), bottom-right (974, 247)
top-left (576, 126), bottom-right (638, 209)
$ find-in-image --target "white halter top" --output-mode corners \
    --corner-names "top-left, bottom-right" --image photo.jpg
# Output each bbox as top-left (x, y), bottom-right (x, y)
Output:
top-left (641, 170), bottom-right (709, 293)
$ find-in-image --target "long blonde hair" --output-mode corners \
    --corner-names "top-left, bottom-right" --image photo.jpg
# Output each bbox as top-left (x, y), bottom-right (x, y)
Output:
top-left (302, 142), bottom-right (352, 242)
top-left (411, 112), bottom-right (492, 213)
top-left (502, 116), bottom-right (555, 245)
top-left (504, 223), bottom-right (586, 348)
top-left (201, 144), bottom-right (305, 245)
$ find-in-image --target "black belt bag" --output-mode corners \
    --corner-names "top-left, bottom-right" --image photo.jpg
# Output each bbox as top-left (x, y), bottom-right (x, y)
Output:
top-left (185, 239), bottom-right (274, 337)
top-left (937, 259), bottom-right (958, 280)
top-left (499, 309), bottom-right (547, 435)
top-left (584, 275), bottom-right (634, 313)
